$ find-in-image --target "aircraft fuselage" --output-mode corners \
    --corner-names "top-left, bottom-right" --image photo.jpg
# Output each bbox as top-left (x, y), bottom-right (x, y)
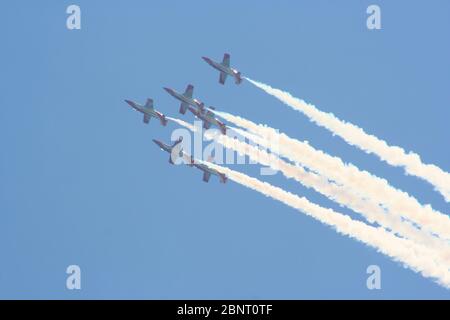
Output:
top-left (135, 105), bottom-right (160, 119)
top-left (188, 107), bottom-right (227, 134)
top-left (153, 140), bottom-right (172, 153)
top-left (164, 88), bottom-right (203, 109)
top-left (204, 58), bottom-right (238, 77)
top-left (193, 162), bottom-right (227, 183)
top-left (125, 99), bottom-right (167, 125)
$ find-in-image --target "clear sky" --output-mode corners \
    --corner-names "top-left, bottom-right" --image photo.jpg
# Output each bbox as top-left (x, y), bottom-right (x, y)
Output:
top-left (1, 1), bottom-right (449, 299)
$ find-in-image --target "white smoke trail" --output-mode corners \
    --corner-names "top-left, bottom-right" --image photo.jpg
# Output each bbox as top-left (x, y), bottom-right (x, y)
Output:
top-left (245, 77), bottom-right (450, 203)
top-left (169, 117), bottom-right (197, 131)
top-left (198, 160), bottom-right (450, 289)
top-left (175, 120), bottom-right (450, 264)
top-left (212, 110), bottom-right (450, 241)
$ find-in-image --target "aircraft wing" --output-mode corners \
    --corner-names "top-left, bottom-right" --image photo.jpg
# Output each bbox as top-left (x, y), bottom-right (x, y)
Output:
top-left (144, 98), bottom-right (154, 109)
top-left (219, 72), bottom-right (228, 84)
top-left (203, 120), bottom-right (211, 129)
top-left (219, 173), bottom-right (227, 183)
top-left (202, 171), bottom-right (211, 182)
top-left (180, 102), bottom-right (189, 114)
top-left (143, 114), bottom-right (150, 124)
top-left (172, 143), bottom-right (183, 156)
top-left (222, 53), bottom-right (230, 67)
top-left (184, 84), bottom-right (193, 98)
top-left (181, 153), bottom-right (194, 166)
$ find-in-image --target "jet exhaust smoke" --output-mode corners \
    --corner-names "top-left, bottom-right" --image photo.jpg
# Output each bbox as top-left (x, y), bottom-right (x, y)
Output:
top-left (197, 159), bottom-right (450, 289)
top-left (168, 116), bottom-right (450, 287)
top-left (245, 77), bottom-right (450, 203)
top-left (211, 110), bottom-right (450, 241)
top-left (175, 119), bottom-right (450, 265)
top-left (168, 117), bottom-right (196, 131)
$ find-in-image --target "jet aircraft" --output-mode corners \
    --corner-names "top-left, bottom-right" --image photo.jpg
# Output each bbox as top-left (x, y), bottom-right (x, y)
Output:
top-left (187, 106), bottom-right (227, 135)
top-left (202, 53), bottom-right (242, 85)
top-left (125, 98), bottom-right (168, 126)
top-left (163, 84), bottom-right (204, 115)
top-left (193, 159), bottom-right (228, 183)
top-left (153, 137), bottom-right (193, 165)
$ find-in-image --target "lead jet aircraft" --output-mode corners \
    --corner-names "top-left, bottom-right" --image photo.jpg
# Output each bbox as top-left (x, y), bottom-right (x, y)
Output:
top-left (202, 53), bottom-right (242, 85)
top-left (152, 137), bottom-right (193, 165)
top-left (163, 84), bottom-right (205, 115)
top-left (125, 98), bottom-right (168, 126)
top-left (192, 159), bottom-right (228, 183)
top-left (187, 106), bottom-right (227, 135)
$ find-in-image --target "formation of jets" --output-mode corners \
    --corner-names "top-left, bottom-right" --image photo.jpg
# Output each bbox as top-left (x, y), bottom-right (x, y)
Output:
top-left (125, 53), bottom-right (242, 183)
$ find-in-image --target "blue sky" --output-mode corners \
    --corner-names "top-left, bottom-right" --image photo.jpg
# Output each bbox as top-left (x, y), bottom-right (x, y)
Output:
top-left (1, 1), bottom-right (449, 299)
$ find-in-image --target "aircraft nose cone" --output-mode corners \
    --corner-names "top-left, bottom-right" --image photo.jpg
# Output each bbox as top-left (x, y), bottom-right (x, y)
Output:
top-left (163, 87), bottom-right (171, 93)
top-left (202, 57), bottom-right (210, 62)
top-left (124, 99), bottom-right (133, 107)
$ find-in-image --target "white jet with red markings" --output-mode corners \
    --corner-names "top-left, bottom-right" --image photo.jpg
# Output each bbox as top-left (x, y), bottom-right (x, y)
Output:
top-left (202, 53), bottom-right (242, 85)
top-left (125, 98), bottom-right (168, 126)
top-left (164, 84), bottom-right (205, 115)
